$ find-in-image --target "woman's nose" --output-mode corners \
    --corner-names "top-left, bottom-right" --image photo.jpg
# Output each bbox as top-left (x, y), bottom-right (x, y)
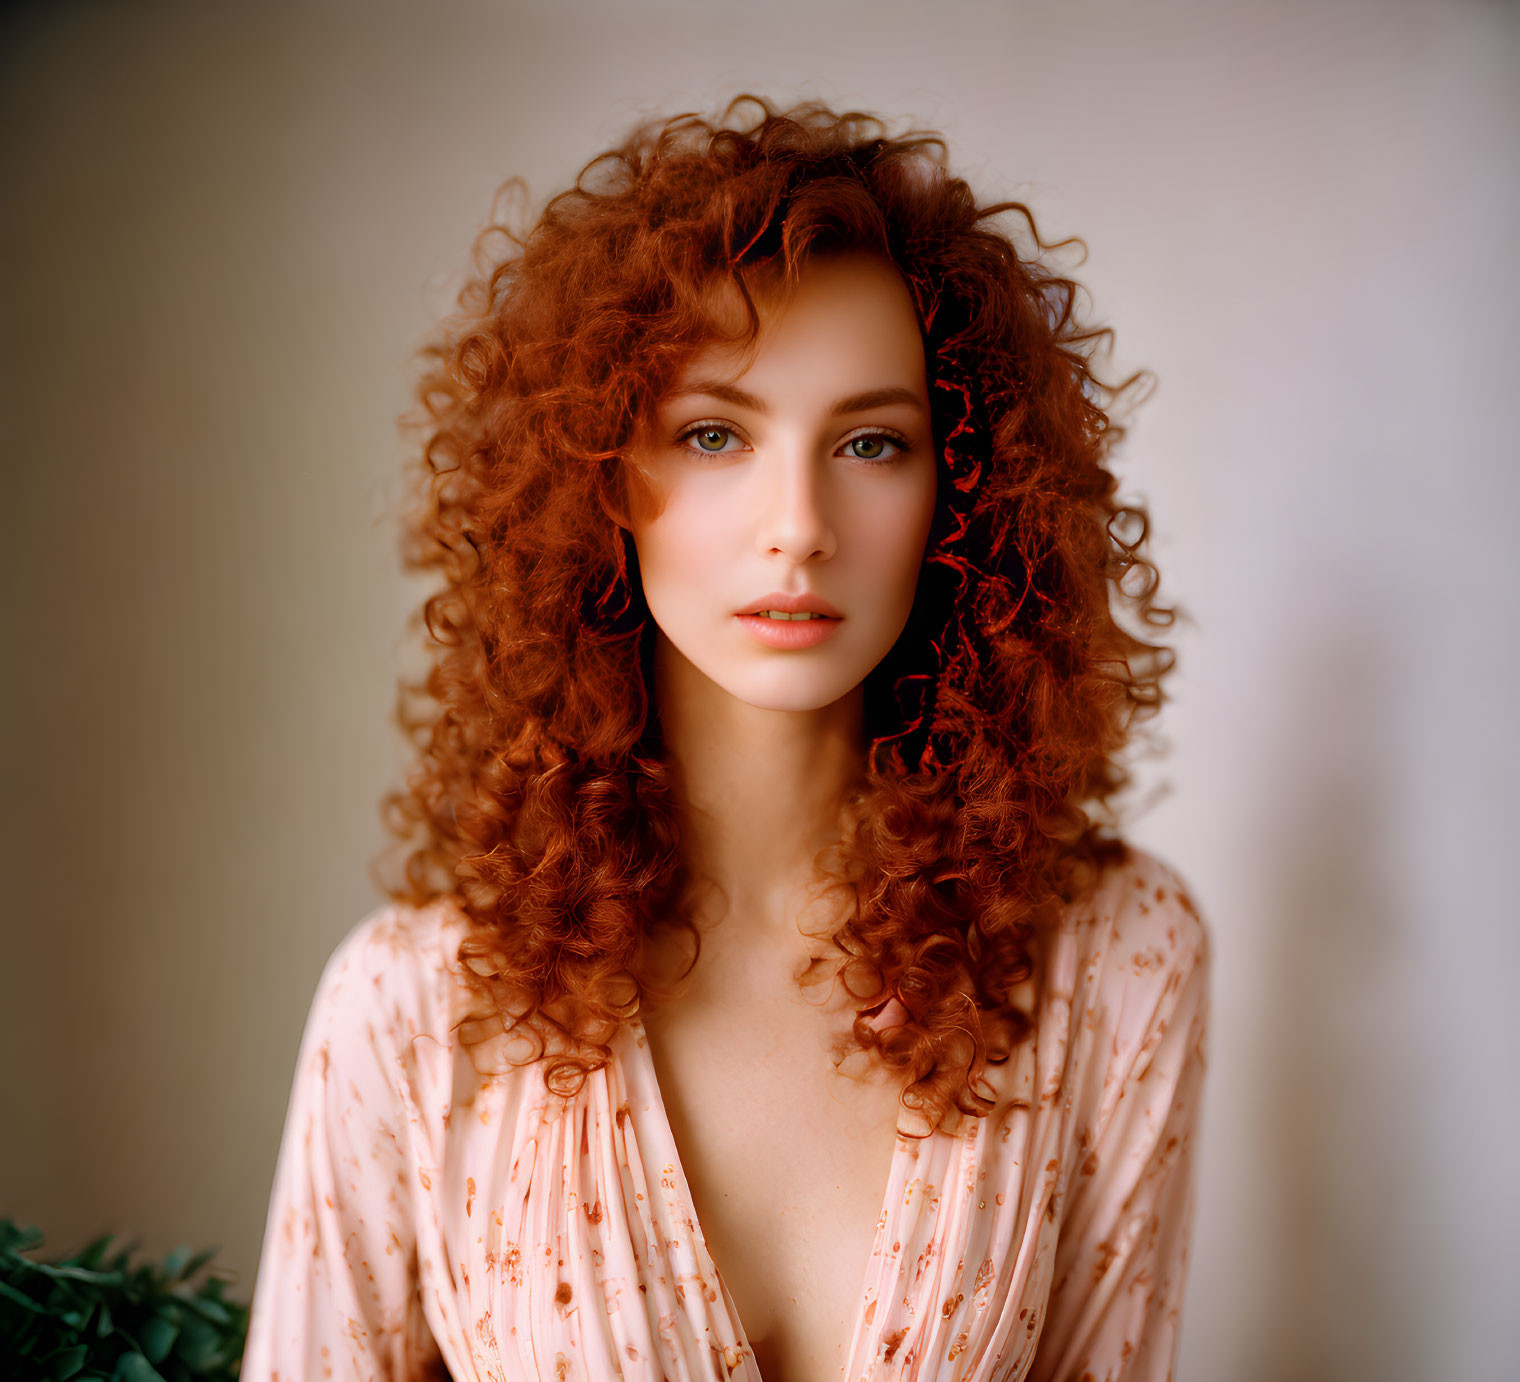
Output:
top-left (754, 447), bottom-right (837, 562)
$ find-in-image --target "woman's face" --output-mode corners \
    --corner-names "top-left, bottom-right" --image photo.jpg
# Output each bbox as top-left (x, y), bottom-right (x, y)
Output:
top-left (623, 250), bottom-right (938, 714)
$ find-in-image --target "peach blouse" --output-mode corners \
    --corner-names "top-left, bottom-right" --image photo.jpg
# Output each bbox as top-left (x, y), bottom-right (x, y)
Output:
top-left (241, 847), bottom-right (1210, 1381)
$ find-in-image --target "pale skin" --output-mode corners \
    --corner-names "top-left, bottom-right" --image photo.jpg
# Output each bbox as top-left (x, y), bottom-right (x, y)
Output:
top-left (618, 251), bottom-right (940, 1379)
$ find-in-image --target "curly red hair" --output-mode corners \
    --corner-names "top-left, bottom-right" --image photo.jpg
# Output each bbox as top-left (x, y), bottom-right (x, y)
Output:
top-left (376, 95), bottom-right (1177, 1134)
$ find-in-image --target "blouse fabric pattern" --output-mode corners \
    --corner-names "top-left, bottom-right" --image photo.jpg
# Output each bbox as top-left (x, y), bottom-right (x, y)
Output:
top-left (240, 848), bottom-right (1210, 1382)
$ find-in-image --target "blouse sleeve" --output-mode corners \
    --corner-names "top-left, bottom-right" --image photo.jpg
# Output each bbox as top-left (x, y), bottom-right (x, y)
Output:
top-left (241, 914), bottom-right (446, 1382)
top-left (1029, 859), bottom-right (1213, 1382)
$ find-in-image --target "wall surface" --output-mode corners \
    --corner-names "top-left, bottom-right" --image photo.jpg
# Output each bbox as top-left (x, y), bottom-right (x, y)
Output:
top-left (2, 2), bottom-right (1516, 1378)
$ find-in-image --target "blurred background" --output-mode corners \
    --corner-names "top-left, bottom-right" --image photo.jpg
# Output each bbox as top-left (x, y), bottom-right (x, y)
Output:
top-left (2, 1), bottom-right (1515, 1378)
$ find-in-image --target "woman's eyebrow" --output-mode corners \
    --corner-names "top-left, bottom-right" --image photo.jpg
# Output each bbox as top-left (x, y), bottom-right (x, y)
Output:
top-left (667, 381), bottom-right (926, 416)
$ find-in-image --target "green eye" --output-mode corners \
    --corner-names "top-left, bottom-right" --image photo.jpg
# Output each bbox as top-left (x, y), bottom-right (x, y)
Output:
top-left (847, 433), bottom-right (904, 461)
top-left (692, 427), bottom-right (731, 452)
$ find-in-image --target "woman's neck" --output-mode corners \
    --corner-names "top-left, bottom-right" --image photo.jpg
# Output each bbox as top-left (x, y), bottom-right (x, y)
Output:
top-left (651, 632), bottom-right (865, 957)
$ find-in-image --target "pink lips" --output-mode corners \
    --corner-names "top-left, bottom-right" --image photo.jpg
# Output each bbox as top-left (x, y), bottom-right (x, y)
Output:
top-left (737, 590), bottom-right (844, 618)
top-left (735, 591), bottom-right (844, 649)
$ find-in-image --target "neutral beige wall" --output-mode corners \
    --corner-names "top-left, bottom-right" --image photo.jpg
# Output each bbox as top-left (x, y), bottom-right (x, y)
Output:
top-left (3, 1), bottom-right (1515, 1377)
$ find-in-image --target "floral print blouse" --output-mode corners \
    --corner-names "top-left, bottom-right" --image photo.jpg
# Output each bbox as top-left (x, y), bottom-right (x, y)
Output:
top-left (240, 847), bottom-right (1210, 1381)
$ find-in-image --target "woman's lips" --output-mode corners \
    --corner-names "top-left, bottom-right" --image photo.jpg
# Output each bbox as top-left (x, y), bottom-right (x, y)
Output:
top-left (734, 611), bottom-right (844, 649)
top-left (738, 591), bottom-right (844, 618)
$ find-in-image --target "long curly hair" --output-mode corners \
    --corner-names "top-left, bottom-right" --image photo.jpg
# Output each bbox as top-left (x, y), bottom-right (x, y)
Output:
top-left (375, 95), bottom-right (1177, 1134)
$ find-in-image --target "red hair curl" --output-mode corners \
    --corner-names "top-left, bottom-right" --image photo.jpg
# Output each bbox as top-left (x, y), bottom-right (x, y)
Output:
top-left (376, 95), bottom-right (1177, 1134)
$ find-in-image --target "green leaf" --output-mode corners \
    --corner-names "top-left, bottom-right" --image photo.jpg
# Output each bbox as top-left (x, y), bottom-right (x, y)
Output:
top-left (187, 1295), bottom-right (230, 1326)
top-left (0, 1218), bottom-right (247, 1379)
top-left (111, 1354), bottom-right (166, 1382)
top-left (76, 1235), bottom-right (116, 1271)
top-left (27, 1263), bottom-right (125, 1286)
top-left (175, 1246), bottom-right (218, 1282)
top-left (49, 1344), bottom-right (89, 1379)
top-left (0, 1277), bottom-right (49, 1311)
top-left (174, 1312), bottom-right (221, 1370)
top-left (139, 1313), bottom-right (179, 1365)
top-left (0, 1221), bottom-right (45, 1253)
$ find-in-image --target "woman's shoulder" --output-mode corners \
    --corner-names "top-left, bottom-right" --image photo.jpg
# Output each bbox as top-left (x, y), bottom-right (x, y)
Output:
top-left (308, 896), bottom-right (475, 1046)
top-left (1031, 843), bottom-right (1211, 1074)
top-left (1063, 842), bottom-right (1212, 987)
top-left (1056, 843), bottom-right (1213, 1100)
top-left (974, 844), bottom-right (1209, 1117)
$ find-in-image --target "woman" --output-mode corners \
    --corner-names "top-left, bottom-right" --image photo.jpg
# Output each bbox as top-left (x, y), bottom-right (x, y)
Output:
top-left (241, 97), bottom-right (1211, 1382)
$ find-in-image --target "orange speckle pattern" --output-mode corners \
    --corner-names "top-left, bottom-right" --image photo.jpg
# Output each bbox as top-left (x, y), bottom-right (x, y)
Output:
top-left (240, 848), bottom-right (1210, 1380)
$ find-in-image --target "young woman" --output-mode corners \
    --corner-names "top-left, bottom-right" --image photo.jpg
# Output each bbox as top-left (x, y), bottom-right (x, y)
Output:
top-left (242, 97), bottom-right (1211, 1382)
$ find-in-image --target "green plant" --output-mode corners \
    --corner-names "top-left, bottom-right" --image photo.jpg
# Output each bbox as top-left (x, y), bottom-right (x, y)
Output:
top-left (0, 1218), bottom-right (248, 1381)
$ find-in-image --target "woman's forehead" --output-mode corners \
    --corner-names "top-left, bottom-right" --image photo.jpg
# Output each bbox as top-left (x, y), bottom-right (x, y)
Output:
top-left (666, 250), bottom-right (919, 394)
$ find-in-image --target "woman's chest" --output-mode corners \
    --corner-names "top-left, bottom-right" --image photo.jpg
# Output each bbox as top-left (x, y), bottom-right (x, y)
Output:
top-left (639, 994), bottom-right (907, 1378)
top-left (431, 981), bottom-right (1062, 1382)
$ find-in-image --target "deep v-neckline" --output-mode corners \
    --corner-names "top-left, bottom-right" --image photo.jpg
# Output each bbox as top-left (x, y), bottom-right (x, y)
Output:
top-left (616, 1013), bottom-right (933, 1379)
